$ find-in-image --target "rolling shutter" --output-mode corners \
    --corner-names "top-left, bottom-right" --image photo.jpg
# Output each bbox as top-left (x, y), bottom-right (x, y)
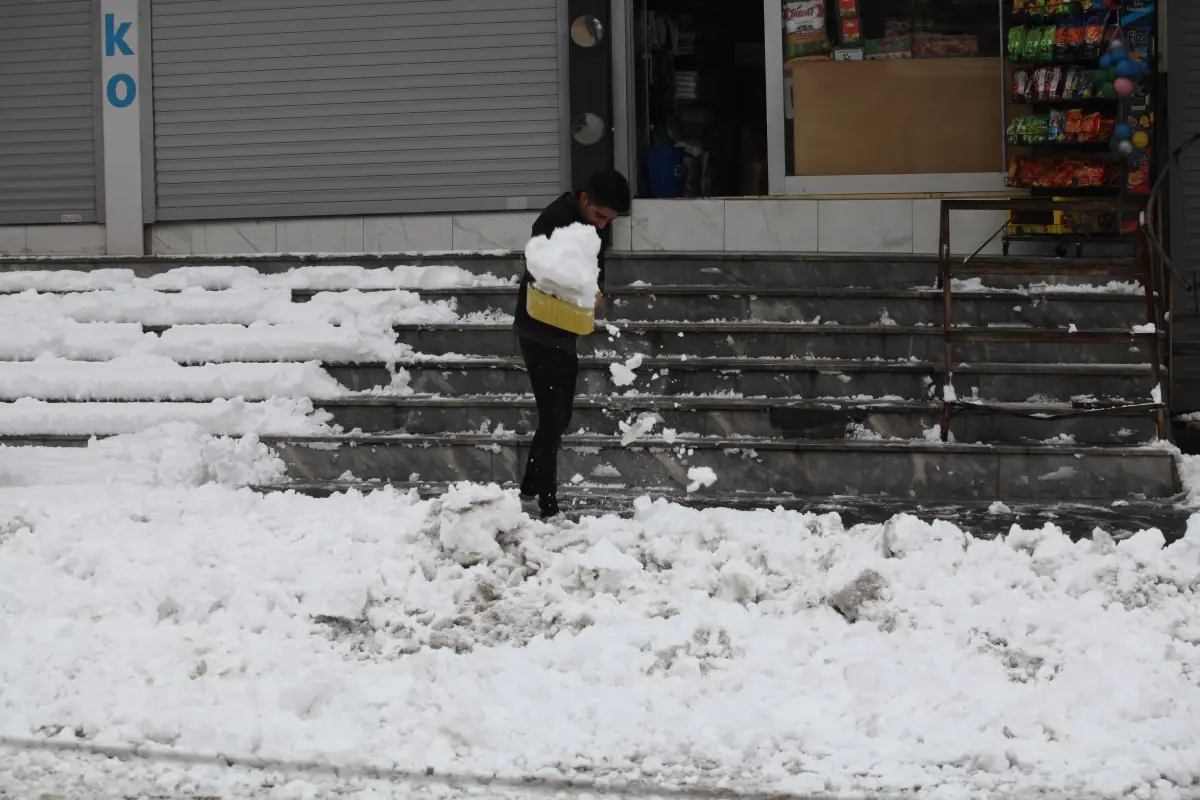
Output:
top-left (149, 0), bottom-right (565, 222)
top-left (0, 0), bottom-right (101, 225)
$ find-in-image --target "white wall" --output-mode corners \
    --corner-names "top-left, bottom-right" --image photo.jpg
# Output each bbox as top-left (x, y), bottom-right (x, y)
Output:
top-left (143, 199), bottom-right (1006, 257)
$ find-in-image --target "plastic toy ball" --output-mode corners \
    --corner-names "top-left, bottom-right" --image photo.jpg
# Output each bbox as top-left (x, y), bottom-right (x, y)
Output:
top-left (1100, 54), bottom-right (1112, 69)
top-left (1109, 43), bottom-right (1126, 61)
top-left (1114, 122), bottom-right (1133, 140)
top-left (1132, 131), bottom-right (1150, 149)
top-left (1117, 139), bottom-right (1134, 156)
top-left (1116, 60), bottom-right (1136, 78)
top-left (1114, 77), bottom-right (1135, 97)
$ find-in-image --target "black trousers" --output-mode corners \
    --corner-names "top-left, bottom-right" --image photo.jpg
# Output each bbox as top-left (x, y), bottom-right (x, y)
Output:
top-left (518, 336), bottom-right (579, 513)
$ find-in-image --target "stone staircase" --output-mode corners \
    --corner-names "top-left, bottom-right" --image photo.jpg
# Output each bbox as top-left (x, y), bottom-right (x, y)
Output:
top-left (0, 251), bottom-right (1180, 508)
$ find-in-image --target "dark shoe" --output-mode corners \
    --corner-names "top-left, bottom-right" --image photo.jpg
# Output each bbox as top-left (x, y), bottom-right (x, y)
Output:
top-left (539, 497), bottom-right (561, 519)
top-left (519, 493), bottom-right (540, 517)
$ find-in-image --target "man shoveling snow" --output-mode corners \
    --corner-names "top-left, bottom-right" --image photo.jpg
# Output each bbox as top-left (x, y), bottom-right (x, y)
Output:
top-left (512, 169), bottom-right (631, 519)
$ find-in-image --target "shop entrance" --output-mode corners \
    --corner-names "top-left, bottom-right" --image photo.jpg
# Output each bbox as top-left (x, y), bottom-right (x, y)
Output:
top-left (630, 0), bottom-right (769, 198)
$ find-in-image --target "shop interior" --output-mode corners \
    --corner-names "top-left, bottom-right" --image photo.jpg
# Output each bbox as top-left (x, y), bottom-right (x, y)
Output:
top-left (630, 0), bottom-right (1005, 198)
top-left (631, 0), bottom-right (769, 198)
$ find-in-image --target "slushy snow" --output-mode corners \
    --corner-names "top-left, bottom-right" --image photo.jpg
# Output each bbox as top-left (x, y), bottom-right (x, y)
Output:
top-left (524, 223), bottom-right (601, 307)
top-left (3, 456), bottom-right (1200, 799)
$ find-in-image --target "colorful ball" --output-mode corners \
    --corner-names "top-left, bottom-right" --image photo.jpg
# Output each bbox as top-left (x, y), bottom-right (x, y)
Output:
top-left (1114, 123), bottom-right (1133, 140)
top-left (1100, 54), bottom-right (1112, 69)
top-left (1109, 43), bottom-right (1126, 61)
top-left (1116, 60), bottom-right (1136, 78)
top-left (1117, 139), bottom-right (1134, 155)
top-left (1114, 77), bottom-right (1135, 97)
top-left (1132, 131), bottom-right (1150, 149)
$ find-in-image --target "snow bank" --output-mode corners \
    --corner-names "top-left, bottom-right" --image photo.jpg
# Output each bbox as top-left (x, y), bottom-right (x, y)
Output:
top-left (524, 223), bottom-right (601, 307)
top-left (0, 264), bottom-right (516, 293)
top-left (1, 319), bottom-right (414, 363)
top-left (0, 423), bottom-right (285, 488)
top-left (0, 287), bottom-right (468, 327)
top-left (0, 398), bottom-right (334, 437)
top-left (0, 356), bottom-right (346, 401)
top-left (1, 485), bottom-right (1199, 798)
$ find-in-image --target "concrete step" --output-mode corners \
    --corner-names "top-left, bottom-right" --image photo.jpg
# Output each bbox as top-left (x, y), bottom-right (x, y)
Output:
top-left (394, 322), bottom-right (1159, 364)
top-left (258, 480), bottom-right (1190, 540)
top-left (255, 433), bottom-right (1177, 501)
top-left (0, 253), bottom-right (1145, 292)
top-left (337, 357), bottom-right (1156, 403)
top-left (299, 285), bottom-right (1148, 329)
top-left (320, 395), bottom-right (1158, 445)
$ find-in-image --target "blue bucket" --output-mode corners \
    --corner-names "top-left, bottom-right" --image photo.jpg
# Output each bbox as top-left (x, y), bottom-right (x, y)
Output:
top-left (645, 145), bottom-right (685, 198)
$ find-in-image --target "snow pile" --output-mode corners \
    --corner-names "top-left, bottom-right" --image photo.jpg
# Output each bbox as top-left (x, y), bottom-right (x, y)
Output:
top-left (686, 466), bottom-right (718, 492)
top-left (2, 486), bottom-right (1200, 798)
top-left (524, 223), bottom-right (601, 307)
top-left (0, 397), bottom-right (334, 437)
top-left (0, 423), bottom-right (285, 488)
top-left (0, 355), bottom-right (346, 401)
top-left (609, 353), bottom-right (644, 387)
top-left (2, 318), bottom-right (415, 364)
top-left (0, 287), bottom-right (469, 328)
top-left (0, 264), bottom-right (516, 293)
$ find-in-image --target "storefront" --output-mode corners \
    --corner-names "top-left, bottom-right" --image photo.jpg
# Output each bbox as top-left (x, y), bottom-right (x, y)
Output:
top-left (618, 0), bottom-right (1161, 207)
top-left (0, 0), bottom-right (102, 226)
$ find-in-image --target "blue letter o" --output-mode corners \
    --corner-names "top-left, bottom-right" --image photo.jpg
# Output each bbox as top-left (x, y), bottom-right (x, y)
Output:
top-left (106, 73), bottom-right (137, 108)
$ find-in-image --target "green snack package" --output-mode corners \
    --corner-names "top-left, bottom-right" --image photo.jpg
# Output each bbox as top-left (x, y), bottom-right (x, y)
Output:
top-left (1040, 26), bottom-right (1057, 61)
top-left (1007, 118), bottom-right (1021, 144)
top-left (1008, 26), bottom-right (1028, 60)
top-left (1024, 25), bottom-right (1042, 59)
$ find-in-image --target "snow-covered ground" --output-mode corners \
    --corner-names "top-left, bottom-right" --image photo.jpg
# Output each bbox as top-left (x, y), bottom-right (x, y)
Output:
top-left (2, 426), bottom-right (1200, 799)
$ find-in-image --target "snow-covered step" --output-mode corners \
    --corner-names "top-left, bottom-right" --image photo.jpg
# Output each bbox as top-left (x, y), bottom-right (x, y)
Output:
top-left (316, 394), bottom-right (1158, 445)
top-left (262, 432), bottom-right (1178, 501)
top-left (335, 356), bottom-right (1157, 404)
top-left (0, 255), bottom-right (522, 287)
top-left (1, 320), bottom-right (414, 363)
top-left (0, 287), bottom-right (476, 326)
top-left (0, 357), bottom-right (347, 401)
top-left (0, 398), bottom-right (334, 436)
top-left (393, 321), bottom-right (1160, 365)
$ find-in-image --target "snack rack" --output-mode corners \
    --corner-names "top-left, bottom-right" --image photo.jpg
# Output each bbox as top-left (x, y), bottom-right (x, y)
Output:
top-left (1000, 0), bottom-right (1157, 257)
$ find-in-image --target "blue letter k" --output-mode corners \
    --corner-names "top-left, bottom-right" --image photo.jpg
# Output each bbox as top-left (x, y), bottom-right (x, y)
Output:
top-left (105, 13), bottom-right (134, 57)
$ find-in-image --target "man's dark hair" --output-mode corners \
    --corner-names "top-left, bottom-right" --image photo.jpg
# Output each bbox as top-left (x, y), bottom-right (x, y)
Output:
top-left (583, 169), bottom-right (631, 214)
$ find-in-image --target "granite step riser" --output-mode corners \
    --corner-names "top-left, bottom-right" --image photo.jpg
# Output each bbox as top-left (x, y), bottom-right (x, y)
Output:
top-left (323, 404), bottom-right (1157, 445)
top-left (270, 441), bottom-right (1175, 501)
top-left (331, 365), bottom-right (1149, 404)
top-left (398, 330), bottom-right (1155, 364)
top-left (428, 293), bottom-right (1146, 328)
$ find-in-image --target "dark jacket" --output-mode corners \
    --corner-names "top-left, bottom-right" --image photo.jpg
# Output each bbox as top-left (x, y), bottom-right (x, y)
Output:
top-left (513, 191), bottom-right (610, 352)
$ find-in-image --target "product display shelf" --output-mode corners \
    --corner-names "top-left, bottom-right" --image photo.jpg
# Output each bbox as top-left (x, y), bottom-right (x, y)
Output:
top-left (1000, 4), bottom-right (1155, 257)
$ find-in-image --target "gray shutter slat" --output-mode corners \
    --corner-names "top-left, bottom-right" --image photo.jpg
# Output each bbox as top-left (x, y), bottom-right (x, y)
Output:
top-left (156, 134), bottom-right (560, 162)
top-left (0, 0), bottom-right (97, 225)
top-left (151, 0), bottom-right (563, 222)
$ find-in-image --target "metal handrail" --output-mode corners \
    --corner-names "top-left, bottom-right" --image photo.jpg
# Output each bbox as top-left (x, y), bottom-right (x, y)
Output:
top-left (1142, 131), bottom-right (1200, 294)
